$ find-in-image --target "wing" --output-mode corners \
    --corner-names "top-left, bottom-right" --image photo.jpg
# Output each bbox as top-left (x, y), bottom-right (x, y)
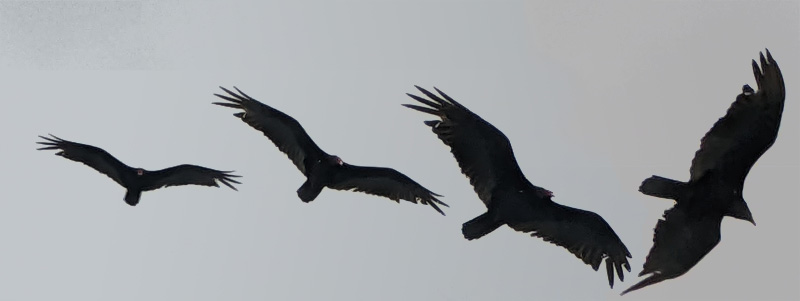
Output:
top-left (37, 134), bottom-right (132, 187)
top-left (640, 208), bottom-right (723, 274)
top-left (327, 164), bottom-right (449, 215)
top-left (689, 50), bottom-right (785, 185)
top-left (141, 164), bottom-right (241, 191)
top-left (214, 86), bottom-right (327, 176)
top-left (621, 206), bottom-right (722, 295)
top-left (404, 86), bottom-right (527, 207)
top-left (506, 203), bottom-right (632, 288)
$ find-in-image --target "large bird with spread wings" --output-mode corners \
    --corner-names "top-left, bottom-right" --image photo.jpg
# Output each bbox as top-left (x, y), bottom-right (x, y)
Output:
top-left (404, 86), bottom-right (631, 288)
top-left (213, 86), bottom-right (447, 215)
top-left (37, 135), bottom-right (241, 206)
top-left (622, 50), bottom-right (785, 295)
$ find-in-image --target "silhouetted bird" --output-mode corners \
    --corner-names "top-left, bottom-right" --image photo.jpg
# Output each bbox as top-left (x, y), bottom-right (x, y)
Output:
top-left (622, 49), bottom-right (785, 295)
top-left (405, 86), bottom-right (631, 288)
top-left (37, 134), bottom-right (240, 206)
top-left (213, 86), bottom-right (447, 215)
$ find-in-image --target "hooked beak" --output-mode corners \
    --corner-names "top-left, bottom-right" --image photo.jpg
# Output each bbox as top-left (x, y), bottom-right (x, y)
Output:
top-left (730, 200), bottom-right (755, 226)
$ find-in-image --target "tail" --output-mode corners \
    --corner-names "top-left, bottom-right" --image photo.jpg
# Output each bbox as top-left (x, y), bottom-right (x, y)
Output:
top-left (639, 175), bottom-right (688, 200)
top-left (297, 180), bottom-right (323, 203)
top-left (462, 212), bottom-right (503, 240)
top-left (124, 189), bottom-right (141, 206)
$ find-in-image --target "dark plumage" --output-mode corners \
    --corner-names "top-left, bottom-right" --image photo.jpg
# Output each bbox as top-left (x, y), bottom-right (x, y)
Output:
top-left (622, 50), bottom-right (785, 295)
top-left (213, 86), bottom-right (447, 215)
top-left (404, 86), bottom-right (631, 288)
top-left (37, 134), bottom-right (241, 206)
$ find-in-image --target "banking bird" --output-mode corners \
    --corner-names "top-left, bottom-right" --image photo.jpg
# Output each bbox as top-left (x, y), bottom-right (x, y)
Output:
top-left (622, 49), bottom-right (785, 295)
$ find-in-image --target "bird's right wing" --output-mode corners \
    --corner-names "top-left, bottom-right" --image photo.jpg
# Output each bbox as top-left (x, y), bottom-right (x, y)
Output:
top-left (689, 50), bottom-right (785, 184)
top-left (404, 86), bottom-right (526, 207)
top-left (214, 87), bottom-right (327, 176)
top-left (37, 134), bottom-right (132, 186)
top-left (621, 207), bottom-right (722, 295)
top-left (142, 164), bottom-right (241, 191)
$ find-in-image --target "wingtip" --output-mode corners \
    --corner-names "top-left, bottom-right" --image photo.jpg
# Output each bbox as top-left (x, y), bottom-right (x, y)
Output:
top-left (218, 86), bottom-right (235, 96)
top-left (432, 86), bottom-right (458, 106)
top-left (37, 134), bottom-right (63, 145)
top-left (233, 86), bottom-right (251, 99)
top-left (620, 273), bottom-right (664, 296)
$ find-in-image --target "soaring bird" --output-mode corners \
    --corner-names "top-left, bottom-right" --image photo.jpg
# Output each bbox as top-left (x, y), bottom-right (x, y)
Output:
top-left (404, 86), bottom-right (631, 288)
top-left (621, 50), bottom-right (785, 295)
top-left (213, 86), bottom-right (447, 215)
top-left (37, 134), bottom-right (241, 206)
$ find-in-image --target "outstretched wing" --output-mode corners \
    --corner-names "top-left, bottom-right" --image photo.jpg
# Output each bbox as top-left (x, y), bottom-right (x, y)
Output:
top-left (141, 164), bottom-right (241, 191)
top-left (214, 86), bottom-right (327, 176)
top-left (37, 134), bottom-right (132, 187)
top-left (507, 203), bottom-right (632, 288)
top-left (689, 50), bottom-right (785, 184)
top-left (404, 86), bottom-right (527, 207)
top-left (621, 207), bottom-right (722, 295)
top-left (328, 164), bottom-right (448, 215)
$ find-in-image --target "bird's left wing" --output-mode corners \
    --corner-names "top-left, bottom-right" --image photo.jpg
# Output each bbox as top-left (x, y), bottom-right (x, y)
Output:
top-left (507, 203), bottom-right (632, 288)
top-left (142, 164), bottom-right (241, 191)
top-left (328, 164), bottom-right (448, 215)
top-left (621, 207), bottom-right (722, 295)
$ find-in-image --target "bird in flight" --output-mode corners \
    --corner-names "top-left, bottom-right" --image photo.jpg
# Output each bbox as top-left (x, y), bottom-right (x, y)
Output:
top-left (404, 86), bottom-right (631, 288)
top-left (213, 86), bottom-right (447, 215)
top-left (622, 49), bottom-right (785, 295)
top-left (37, 134), bottom-right (241, 206)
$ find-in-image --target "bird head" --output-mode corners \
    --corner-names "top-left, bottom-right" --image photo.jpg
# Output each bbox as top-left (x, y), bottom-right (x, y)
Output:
top-left (328, 155), bottom-right (344, 166)
top-left (537, 187), bottom-right (554, 198)
top-left (135, 168), bottom-right (145, 176)
top-left (742, 84), bottom-right (755, 96)
top-left (736, 84), bottom-right (758, 103)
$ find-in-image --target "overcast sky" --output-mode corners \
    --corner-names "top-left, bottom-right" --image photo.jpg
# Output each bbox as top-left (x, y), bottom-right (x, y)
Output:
top-left (0, 1), bottom-right (797, 300)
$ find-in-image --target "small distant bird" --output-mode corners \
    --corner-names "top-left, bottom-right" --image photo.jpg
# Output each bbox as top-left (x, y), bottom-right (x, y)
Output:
top-left (622, 49), bottom-right (785, 295)
top-left (405, 86), bottom-right (631, 288)
top-left (213, 86), bottom-right (447, 215)
top-left (37, 134), bottom-right (241, 206)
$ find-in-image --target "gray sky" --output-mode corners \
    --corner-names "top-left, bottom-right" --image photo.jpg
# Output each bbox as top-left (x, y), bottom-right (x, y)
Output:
top-left (1, 1), bottom-right (797, 300)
